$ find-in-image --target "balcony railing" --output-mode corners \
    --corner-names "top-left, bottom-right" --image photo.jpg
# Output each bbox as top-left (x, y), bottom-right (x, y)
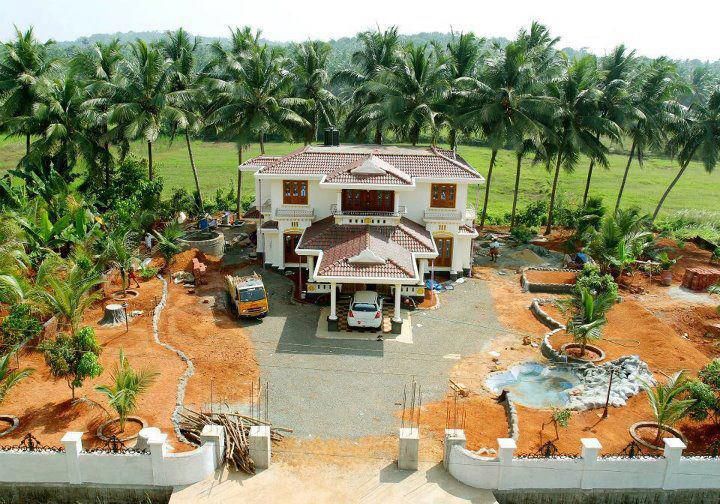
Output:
top-left (424, 206), bottom-right (476, 222)
top-left (274, 206), bottom-right (315, 219)
top-left (330, 204), bottom-right (407, 217)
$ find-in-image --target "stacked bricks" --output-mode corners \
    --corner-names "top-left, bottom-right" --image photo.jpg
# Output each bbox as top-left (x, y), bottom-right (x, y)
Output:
top-left (681, 267), bottom-right (720, 292)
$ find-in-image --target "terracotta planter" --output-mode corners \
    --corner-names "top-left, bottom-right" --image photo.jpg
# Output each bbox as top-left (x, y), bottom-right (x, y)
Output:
top-left (629, 421), bottom-right (687, 451)
top-left (0, 415), bottom-right (20, 438)
top-left (660, 270), bottom-right (673, 286)
top-left (97, 416), bottom-right (147, 442)
top-left (560, 343), bottom-right (605, 363)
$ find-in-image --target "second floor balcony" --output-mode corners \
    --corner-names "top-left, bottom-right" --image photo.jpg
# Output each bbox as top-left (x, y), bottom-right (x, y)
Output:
top-left (423, 206), bottom-right (477, 222)
top-left (274, 206), bottom-right (315, 220)
top-left (330, 203), bottom-right (407, 218)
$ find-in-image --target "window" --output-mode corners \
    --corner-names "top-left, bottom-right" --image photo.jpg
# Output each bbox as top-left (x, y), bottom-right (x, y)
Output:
top-left (430, 184), bottom-right (456, 208)
top-left (341, 189), bottom-right (394, 212)
top-left (283, 180), bottom-right (308, 205)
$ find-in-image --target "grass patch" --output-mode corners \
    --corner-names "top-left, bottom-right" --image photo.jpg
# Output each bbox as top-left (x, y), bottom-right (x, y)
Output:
top-left (1, 136), bottom-right (718, 219)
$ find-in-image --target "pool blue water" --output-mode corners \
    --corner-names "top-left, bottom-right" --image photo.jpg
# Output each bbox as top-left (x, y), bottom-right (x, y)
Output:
top-left (485, 362), bottom-right (580, 409)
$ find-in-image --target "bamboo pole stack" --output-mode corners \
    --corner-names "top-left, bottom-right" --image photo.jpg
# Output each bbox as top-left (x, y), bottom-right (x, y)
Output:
top-left (178, 407), bottom-right (290, 474)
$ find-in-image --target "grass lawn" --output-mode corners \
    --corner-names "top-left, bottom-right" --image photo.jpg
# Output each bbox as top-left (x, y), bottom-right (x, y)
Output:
top-left (1, 136), bottom-right (718, 219)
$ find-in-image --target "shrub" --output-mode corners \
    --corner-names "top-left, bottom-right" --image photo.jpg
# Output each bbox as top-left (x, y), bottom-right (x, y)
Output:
top-left (685, 380), bottom-right (719, 424)
top-left (139, 266), bottom-right (159, 280)
top-left (510, 225), bottom-right (535, 244)
top-left (574, 263), bottom-right (619, 301)
top-left (0, 304), bottom-right (42, 353)
top-left (41, 326), bottom-right (103, 399)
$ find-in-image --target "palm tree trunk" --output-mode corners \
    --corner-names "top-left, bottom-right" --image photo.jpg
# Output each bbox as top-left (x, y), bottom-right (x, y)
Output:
top-left (545, 153), bottom-right (564, 236)
top-left (583, 159), bottom-right (595, 205)
top-left (147, 141), bottom-right (154, 180)
top-left (104, 142), bottom-right (111, 188)
top-left (374, 124), bottom-right (382, 145)
top-left (26, 133), bottom-right (30, 156)
top-left (449, 129), bottom-right (457, 150)
top-left (614, 140), bottom-right (636, 214)
top-left (479, 150), bottom-right (498, 229)
top-left (653, 161), bottom-right (689, 221)
top-left (185, 130), bottom-right (204, 213)
top-left (259, 132), bottom-right (265, 154)
top-left (510, 154), bottom-right (522, 229)
top-left (237, 148), bottom-right (243, 216)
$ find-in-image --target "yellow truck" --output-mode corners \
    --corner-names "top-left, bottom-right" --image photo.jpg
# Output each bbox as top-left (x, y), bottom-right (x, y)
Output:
top-left (225, 273), bottom-right (269, 318)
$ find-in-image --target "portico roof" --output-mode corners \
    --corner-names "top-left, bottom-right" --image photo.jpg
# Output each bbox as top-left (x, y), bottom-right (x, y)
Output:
top-left (296, 216), bottom-right (438, 282)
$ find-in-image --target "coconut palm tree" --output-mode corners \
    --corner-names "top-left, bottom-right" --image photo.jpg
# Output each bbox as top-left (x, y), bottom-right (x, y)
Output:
top-left (582, 45), bottom-right (637, 204)
top-left (458, 24), bottom-right (560, 228)
top-left (70, 39), bottom-right (124, 187)
top-left (289, 40), bottom-right (338, 144)
top-left (0, 27), bottom-right (56, 156)
top-left (566, 286), bottom-right (616, 357)
top-left (333, 26), bottom-right (400, 144)
top-left (96, 350), bottom-right (158, 432)
top-left (614, 58), bottom-right (683, 213)
top-left (543, 56), bottom-right (620, 235)
top-left (643, 371), bottom-right (695, 445)
top-left (653, 88), bottom-right (720, 220)
top-left (437, 32), bottom-right (484, 150)
top-left (97, 230), bottom-right (138, 296)
top-left (160, 28), bottom-right (209, 212)
top-left (371, 42), bottom-right (446, 145)
top-left (208, 43), bottom-right (308, 213)
top-left (34, 256), bottom-right (103, 335)
top-left (27, 77), bottom-right (95, 178)
top-left (0, 349), bottom-right (33, 406)
top-left (109, 40), bottom-right (175, 180)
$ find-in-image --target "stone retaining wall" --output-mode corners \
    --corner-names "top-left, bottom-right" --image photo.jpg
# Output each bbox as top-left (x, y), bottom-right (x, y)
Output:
top-left (501, 392), bottom-right (520, 442)
top-left (521, 267), bottom-right (576, 294)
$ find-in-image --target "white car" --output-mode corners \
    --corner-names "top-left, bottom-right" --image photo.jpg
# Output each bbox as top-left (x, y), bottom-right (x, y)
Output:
top-left (347, 291), bottom-right (383, 329)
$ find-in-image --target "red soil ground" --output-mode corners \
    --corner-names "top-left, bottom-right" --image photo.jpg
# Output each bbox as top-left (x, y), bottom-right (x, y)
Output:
top-left (423, 245), bottom-right (720, 456)
top-left (0, 249), bottom-right (258, 452)
top-left (524, 270), bottom-right (578, 285)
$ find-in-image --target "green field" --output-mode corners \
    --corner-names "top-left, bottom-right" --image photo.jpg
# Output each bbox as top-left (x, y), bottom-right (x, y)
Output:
top-left (1, 136), bottom-right (718, 220)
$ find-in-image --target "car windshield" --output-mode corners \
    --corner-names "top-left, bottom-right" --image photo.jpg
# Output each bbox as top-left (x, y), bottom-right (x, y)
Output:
top-left (239, 287), bottom-right (266, 302)
top-left (352, 302), bottom-right (378, 312)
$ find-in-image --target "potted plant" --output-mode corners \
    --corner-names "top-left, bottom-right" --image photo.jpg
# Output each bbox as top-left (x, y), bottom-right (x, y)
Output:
top-left (631, 371), bottom-right (695, 450)
top-left (562, 286), bottom-right (614, 361)
top-left (96, 350), bottom-right (158, 440)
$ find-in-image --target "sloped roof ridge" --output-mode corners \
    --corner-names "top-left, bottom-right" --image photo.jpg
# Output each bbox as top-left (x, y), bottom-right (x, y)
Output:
top-left (325, 154), bottom-right (413, 184)
top-left (398, 217), bottom-right (435, 251)
top-left (260, 145), bottom-right (311, 170)
top-left (430, 145), bottom-right (483, 178)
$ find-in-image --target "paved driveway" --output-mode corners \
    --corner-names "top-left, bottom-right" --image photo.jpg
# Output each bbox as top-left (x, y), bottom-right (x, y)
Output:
top-left (229, 266), bottom-right (503, 438)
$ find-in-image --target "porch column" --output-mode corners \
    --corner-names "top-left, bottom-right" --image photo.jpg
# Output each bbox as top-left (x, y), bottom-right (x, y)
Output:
top-left (328, 282), bottom-right (339, 331)
top-left (307, 256), bottom-right (315, 282)
top-left (417, 259), bottom-right (426, 285)
top-left (394, 192), bottom-right (400, 213)
top-left (392, 283), bottom-right (403, 334)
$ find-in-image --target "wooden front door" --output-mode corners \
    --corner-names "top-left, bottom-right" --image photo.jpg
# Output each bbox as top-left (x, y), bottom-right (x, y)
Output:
top-left (435, 237), bottom-right (453, 268)
top-left (284, 232), bottom-right (301, 263)
top-left (341, 189), bottom-right (394, 213)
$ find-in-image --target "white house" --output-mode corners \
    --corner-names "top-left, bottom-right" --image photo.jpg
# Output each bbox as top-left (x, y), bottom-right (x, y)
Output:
top-left (241, 143), bottom-right (483, 332)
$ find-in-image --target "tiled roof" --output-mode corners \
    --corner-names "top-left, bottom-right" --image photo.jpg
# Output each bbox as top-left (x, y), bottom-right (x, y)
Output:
top-left (246, 145), bottom-right (483, 181)
top-left (260, 220), bottom-right (278, 230)
top-left (297, 217), bottom-right (437, 280)
top-left (459, 223), bottom-right (478, 235)
top-left (322, 155), bottom-right (413, 186)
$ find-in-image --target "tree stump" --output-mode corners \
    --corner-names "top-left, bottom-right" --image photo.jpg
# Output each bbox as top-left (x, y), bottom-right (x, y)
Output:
top-left (99, 303), bottom-right (126, 327)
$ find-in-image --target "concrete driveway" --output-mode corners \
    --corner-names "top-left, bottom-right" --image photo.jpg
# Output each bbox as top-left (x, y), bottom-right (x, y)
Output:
top-left (228, 266), bottom-right (503, 439)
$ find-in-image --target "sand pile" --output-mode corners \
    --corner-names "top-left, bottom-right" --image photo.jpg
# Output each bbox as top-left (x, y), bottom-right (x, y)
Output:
top-left (506, 248), bottom-right (547, 266)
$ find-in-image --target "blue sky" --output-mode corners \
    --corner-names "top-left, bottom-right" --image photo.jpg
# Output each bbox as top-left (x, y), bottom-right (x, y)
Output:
top-left (2, 0), bottom-right (718, 60)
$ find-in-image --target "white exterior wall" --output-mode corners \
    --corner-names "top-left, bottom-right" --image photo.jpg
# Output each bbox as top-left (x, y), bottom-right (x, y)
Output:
top-left (446, 435), bottom-right (720, 492)
top-left (257, 174), bottom-right (477, 273)
top-left (0, 427), bottom-right (223, 488)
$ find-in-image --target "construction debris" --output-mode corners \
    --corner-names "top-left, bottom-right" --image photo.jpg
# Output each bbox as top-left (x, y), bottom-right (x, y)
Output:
top-left (178, 408), bottom-right (289, 474)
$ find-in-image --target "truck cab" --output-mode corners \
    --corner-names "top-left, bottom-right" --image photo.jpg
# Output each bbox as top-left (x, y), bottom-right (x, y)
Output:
top-left (225, 273), bottom-right (269, 318)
